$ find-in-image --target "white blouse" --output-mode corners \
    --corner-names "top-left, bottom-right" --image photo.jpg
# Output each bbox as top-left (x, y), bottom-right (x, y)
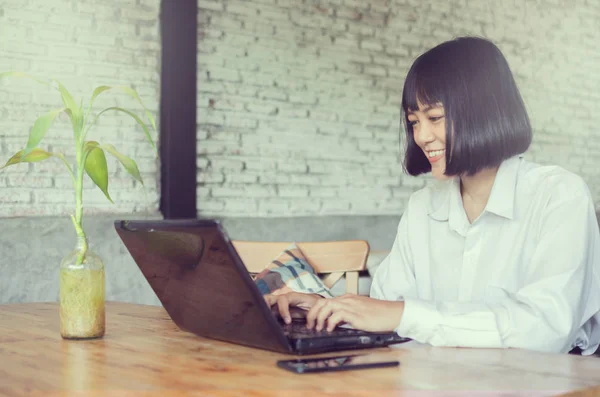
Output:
top-left (370, 156), bottom-right (600, 355)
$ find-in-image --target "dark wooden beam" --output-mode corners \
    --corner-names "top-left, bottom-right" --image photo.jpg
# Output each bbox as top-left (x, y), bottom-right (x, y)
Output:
top-left (159, 0), bottom-right (197, 219)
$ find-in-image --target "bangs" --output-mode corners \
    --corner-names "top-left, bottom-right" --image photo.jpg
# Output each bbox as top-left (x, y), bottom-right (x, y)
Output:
top-left (401, 55), bottom-right (447, 113)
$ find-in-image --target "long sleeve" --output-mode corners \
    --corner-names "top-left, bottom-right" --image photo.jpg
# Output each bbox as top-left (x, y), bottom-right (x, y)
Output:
top-left (370, 200), bottom-right (418, 302)
top-left (395, 186), bottom-right (600, 353)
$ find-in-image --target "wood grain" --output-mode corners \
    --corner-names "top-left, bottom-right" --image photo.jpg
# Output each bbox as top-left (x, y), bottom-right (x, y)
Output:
top-left (1, 302), bottom-right (599, 397)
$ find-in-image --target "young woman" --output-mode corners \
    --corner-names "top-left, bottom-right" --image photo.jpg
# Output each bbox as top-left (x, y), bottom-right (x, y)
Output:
top-left (266, 36), bottom-right (600, 355)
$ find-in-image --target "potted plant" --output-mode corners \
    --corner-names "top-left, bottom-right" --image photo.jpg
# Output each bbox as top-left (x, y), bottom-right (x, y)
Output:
top-left (0, 72), bottom-right (157, 339)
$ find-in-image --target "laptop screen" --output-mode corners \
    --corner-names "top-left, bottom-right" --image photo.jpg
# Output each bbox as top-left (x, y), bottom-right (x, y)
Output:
top-left (114, 219), bottom-right (291, 353)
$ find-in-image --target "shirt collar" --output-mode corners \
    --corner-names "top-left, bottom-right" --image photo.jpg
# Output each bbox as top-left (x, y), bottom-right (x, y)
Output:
top-left (484, 155), bottom-right (521, 220)
top-left (427, 179), bottom-right (453, 222)
top-left (427, 155), bottom-right (522, 223)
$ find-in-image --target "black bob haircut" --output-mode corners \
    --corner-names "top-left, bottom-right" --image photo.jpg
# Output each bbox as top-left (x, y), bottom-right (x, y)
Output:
top-left (401, 36), bottom-right (532, 177)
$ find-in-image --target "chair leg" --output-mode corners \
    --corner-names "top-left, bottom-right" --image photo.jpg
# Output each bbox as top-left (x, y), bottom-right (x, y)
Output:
top-left (322, 272), bottom-right (344, 290)
top-left (345, 271), bottom-right (359, 295)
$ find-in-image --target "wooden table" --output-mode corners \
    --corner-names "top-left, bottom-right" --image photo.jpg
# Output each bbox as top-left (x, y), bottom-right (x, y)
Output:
top-left (1, 302), bottom-right (600, 397)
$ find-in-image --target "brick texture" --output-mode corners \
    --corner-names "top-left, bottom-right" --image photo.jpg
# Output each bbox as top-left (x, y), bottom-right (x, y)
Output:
top-left (196, 0), bottom-right (600, 217)
top-left (3, 0), bottom-right (600, 219)
top-left (0, 0), bottom-right (160, 217)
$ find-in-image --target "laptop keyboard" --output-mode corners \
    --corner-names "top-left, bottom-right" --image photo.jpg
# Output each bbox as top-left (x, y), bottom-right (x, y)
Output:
top-left (281, 320), bottom-right (364, 338)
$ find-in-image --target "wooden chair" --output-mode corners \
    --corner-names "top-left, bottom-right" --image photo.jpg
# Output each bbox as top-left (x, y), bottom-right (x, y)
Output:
top-left (231, 240), bottom-right (370, 295)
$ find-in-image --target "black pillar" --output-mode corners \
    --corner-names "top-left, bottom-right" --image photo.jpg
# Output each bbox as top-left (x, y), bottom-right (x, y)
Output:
top-left (159, 0), bottom-right (197, 219)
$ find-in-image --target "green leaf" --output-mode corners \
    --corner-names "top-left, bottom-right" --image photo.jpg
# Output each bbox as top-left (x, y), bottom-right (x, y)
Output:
top-left (117, 86), bottom-right (157, 132)
top-left (89, 85), bottom-right (112, 107)
top-left (87, 85), bottom-right (157, 138)
top-left (23, 107), bottom-right (67, 157)
top-left (85, 85), bottom-right (112, 120)
top-left (95, 106), bottom-right (157, 153)
top-left (1, 148), bottom-right (74, 180)
top-left (53, 152), bottom-right (75, 180)
top-left (54, 80), bottom-right (78, 115)
top-left (0, 71), bottom-right (50, 86)
top-left (1, 148), bottom-right (53, 169)
top-left (52, 79), bottom-right (80, 138)
top-left (84, 141), bottom-right (113, 203)
top-left (77, 98), bottom-right (84, 133)
top-left (0, 71), bottom-right (28, 79)
top-left (99, 143), bottom-right (143, 184)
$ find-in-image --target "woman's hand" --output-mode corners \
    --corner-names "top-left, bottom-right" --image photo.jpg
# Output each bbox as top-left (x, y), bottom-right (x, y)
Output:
top-left (264, 292), bottom-right (323, 324)
top-left (306, 294), bottom-right (405, 333)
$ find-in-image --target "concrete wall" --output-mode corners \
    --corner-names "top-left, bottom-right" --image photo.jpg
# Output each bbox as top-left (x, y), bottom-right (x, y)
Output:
top-left (196, 0), bottom-right (600, 217)
top-left (0, 215), bottom-right (394, 304)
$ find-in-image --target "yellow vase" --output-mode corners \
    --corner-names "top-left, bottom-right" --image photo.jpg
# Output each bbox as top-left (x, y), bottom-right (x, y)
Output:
top-left (59, 237), bottom-right (105, 339)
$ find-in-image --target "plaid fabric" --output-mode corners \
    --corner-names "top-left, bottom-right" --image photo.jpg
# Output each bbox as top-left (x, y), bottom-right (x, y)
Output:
top-left (254, 243), bottom-right (334, 298)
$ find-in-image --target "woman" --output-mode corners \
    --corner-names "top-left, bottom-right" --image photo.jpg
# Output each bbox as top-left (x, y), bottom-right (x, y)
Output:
top-left (266, 36), bottom-right (600, 355)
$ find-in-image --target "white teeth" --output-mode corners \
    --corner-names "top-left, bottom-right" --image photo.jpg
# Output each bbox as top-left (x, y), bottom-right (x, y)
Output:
top-left (427, 149), bottom-right (445, 158)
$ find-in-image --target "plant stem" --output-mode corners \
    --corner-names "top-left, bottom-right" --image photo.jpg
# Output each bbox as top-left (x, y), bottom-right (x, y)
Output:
top-left (73, 150), bottom-right (88, 266)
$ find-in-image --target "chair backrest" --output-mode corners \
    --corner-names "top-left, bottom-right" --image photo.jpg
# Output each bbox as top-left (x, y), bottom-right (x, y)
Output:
top-left (231, 240), bottom-right (370, 295)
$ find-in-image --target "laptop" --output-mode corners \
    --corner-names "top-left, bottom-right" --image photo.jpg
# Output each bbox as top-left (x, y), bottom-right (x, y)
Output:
top-left (114, 219), bottom-right (410, 355)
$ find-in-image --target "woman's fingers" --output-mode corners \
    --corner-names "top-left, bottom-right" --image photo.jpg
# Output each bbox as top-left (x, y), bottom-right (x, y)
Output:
top-left (269, 294), bottom-right (402, 333)
top-left (263, 293), bottom-right (293, 323)
top-left (307, 298), bottom-right (361, 331)
top-left (314, 303), bottom-right (336, 332)
top-left (264, 294), bottom-right (277, 307)
top-left (276, 295), bottom-right (292, 324)
top-left (264, 292), bottom-right (323, 324)
top-left (306, 298), bottom-right (328, 329)
top-left (326, 309), bottom-right (355, 332)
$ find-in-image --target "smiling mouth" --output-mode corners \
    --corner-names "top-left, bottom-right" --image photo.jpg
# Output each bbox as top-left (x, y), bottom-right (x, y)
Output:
top-left (426, 149), bottom-right (445, 158)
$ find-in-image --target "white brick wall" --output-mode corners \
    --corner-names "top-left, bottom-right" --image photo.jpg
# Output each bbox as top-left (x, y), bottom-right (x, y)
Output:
top-left (196, 0), bottom-right (600, 217)
top-left (3, 0), bottom-right (599, 219)
top-left (0, 0), bottom-right (160, 217)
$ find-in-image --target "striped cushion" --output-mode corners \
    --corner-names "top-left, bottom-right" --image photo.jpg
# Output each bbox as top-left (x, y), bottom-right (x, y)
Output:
top-left (254, 243), bottom-right (333, 298)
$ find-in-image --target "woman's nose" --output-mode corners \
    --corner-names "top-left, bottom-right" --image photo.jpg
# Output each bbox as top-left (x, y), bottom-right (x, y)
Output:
top-left (414, 122), bottom-right (434, 145)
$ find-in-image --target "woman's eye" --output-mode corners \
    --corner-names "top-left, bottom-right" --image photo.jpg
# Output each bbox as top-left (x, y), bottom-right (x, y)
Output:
top-left (408, 120), bottom-right (418, 126)
top-left (429, 116), bottom-right (445, 122)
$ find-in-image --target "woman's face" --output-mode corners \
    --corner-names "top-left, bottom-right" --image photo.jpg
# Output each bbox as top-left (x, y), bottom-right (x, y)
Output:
top-left (407, 100), bottom-right (448, 180)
